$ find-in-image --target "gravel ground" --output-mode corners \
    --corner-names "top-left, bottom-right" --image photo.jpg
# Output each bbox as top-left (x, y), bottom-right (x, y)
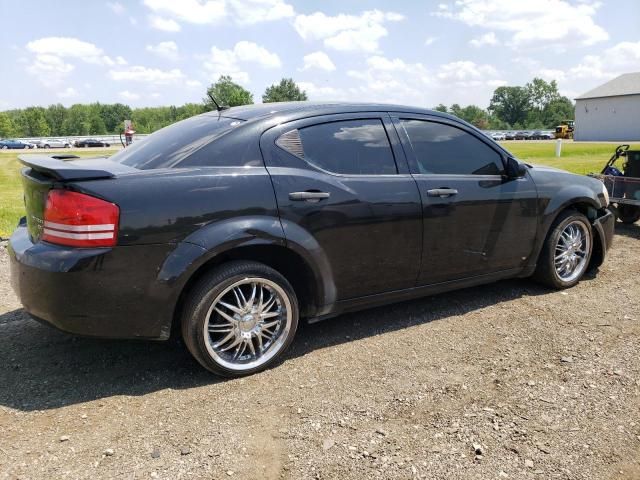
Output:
top-left (0, 225), bottom-right (639, 480)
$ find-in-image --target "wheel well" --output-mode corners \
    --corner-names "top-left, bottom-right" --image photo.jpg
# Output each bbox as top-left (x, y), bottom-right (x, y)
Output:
top-left (556, 202), bottom-right (604, 270)
top-left (171, 245), bottom-right (319, 337)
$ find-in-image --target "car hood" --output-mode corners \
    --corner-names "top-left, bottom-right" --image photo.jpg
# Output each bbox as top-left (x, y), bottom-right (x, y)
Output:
top-left (528, 163), bottom-right (568, 174)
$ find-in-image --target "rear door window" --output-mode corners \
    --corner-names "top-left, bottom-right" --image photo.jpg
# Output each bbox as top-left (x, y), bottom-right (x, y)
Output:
top-left (278, 119), bottom-right (398, 175)
top-left (400, 119), bottom-right (504, 175)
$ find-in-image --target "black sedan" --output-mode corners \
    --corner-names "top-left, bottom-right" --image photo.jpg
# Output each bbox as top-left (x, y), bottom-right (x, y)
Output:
top-left (8, 102), bottom-right (614, 377)
top-left (75, 138), bottom-right (110, 147)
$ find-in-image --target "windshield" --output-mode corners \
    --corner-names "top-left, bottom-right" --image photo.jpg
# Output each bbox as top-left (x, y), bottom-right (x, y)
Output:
top-left (110, 114), bottom-right (241, 169)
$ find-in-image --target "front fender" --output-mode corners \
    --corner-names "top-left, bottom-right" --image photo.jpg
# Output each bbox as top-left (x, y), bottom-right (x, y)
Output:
top-left (523, 184), bottom-right (606, 275)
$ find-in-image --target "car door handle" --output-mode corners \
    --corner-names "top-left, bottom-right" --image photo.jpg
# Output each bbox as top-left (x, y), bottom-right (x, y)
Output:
top-left (426, 188), bottom-right (458, 198)
top-left (289, 191), bottom-right (331, 201)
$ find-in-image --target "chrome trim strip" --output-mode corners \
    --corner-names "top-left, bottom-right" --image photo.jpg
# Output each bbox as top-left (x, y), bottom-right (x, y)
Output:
top-left (43, 229), bottom-right (114, 240)
top-left (44, 221), bottom-right (115, 232)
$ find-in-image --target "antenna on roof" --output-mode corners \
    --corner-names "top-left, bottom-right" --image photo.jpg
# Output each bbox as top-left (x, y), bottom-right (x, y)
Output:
top-left (207, 92), bottom-right (230, 112)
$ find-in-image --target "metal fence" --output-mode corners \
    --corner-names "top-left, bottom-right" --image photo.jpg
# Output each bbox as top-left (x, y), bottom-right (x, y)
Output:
top-left (12, 134), bottom-right (150, 145)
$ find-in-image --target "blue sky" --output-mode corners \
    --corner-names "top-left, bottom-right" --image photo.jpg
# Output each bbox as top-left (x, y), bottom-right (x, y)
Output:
top-left (1, 0), bottom-right (639, 109)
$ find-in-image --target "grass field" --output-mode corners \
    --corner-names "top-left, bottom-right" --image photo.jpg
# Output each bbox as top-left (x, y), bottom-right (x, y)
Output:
top-left (0, 142), bottom-right (638, 238)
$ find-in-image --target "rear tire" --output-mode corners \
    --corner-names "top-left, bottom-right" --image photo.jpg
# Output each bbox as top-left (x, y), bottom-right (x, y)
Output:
top-left (533, 210), bottom-right (593, 289)
top-left (181, 261), bottom-right (299, 377)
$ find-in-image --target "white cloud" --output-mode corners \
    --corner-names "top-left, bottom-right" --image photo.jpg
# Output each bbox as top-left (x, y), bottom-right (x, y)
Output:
top-left (146, 41), bottom-right (179, 60)
top-left (202, 41), bottom-right (281, 84)
top-left (57, 87), bottom-right (79, 99)
top-left (301, 51), bottom-right (335, 72)
top-left (186, 79), bottom-right (203, 88)
top-left (26, 54), bottom-right (75, 87)
top-left (343, 55), bottom-right (505, 107)
top-left (119, 90), bottom-right (141, 101)
top-left (424, 36), bottom-right (437, 46)
top-left (520, 41), bottom-right (640, 98)
top-left (107, 2), bottom-right (125, 15)
top-left (294, 10), bottom-right (404, 53)
top-left (297, 82), bottom-right (346, 100)
top-left (229, 0), bottom-right (294, 25)
top-left (27, 37), bottom-right (103, 59)
top-left (145, 0), bottom-right (226, 24)
top-left (470, 32), bottom-right (499, 47)
top-left (437, 61), bottom-right (500, 86)
top-left (144, 0), bottom-right (292, 29)
top-left (435, 0), bottom-right (608, 47)
top-left (149, 15), bottom-right (181, 32)
top-left (233, 40), bottom-right (281, 68)
top-left (109, 66), bottom-right (185, 84)
top-left (25, 36), bottom-right (126, 68)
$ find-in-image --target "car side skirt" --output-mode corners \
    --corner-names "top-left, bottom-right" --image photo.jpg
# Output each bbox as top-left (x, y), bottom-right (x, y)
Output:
top-left (307, 267), bottom-right (525, 323)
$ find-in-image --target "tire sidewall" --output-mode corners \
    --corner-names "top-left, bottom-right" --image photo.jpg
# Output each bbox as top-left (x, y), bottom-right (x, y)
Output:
top-left (547, 212), bottom-right (593, 288)
top-left (183, 263), bottom-right (299, 377)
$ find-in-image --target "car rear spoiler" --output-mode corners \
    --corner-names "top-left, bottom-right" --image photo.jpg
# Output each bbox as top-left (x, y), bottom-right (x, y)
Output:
top-left (18, 154), bottom-right (136, 181)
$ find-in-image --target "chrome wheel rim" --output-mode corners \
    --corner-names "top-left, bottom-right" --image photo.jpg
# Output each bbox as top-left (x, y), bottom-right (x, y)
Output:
top-left (554, 220), bottom-right (590, 282)
top-left (203, 277), bottom-right (292, 371)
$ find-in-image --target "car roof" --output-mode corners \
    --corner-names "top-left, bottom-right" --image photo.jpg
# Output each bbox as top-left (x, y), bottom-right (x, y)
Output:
top-left (209, 101), bottom-right (460, 122)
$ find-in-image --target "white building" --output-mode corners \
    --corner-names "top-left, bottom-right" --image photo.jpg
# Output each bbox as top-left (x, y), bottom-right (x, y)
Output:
top-left (574, 72), bottom-right (640, 141)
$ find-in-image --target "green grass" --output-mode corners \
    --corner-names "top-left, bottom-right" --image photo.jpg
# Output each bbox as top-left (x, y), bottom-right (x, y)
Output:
top-left (0, 150), bottom-right (117, 238)
top-left (501, 141), bottom-right (640, 175)
top-left (1, 142), bottom-right (638, 238)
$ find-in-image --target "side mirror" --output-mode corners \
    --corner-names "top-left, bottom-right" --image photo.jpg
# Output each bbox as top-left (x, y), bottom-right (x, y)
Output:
top-left (505, 156), bottom-right (526, 178)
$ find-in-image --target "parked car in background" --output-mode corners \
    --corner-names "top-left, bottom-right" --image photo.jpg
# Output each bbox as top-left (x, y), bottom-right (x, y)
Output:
top-left (42, 139), bottom-right (72, 148)
top-left (76, 138), bottom-right (111, 148)
top-left (504, 131), bottom-right (516, 140)
top-left (538, 131), bottom-right (554, 140)
top-left (30, 139), bottom-right (46, 148)
top-left (8, 102), bottom-right (614, 377)
top-left (491, 132), bottom-right (506, 141)
top-left (515, 131), bottom-right (532, 140)
top-left (0, 139), bottom-right (35, 149)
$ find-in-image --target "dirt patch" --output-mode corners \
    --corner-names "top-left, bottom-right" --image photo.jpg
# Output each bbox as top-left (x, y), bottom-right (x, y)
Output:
top-left (1, 225), bottom-right (639, 479)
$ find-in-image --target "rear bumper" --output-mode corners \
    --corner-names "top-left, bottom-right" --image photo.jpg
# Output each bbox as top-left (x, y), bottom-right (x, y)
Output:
top-left (8, 225), bottom-right (177, 339)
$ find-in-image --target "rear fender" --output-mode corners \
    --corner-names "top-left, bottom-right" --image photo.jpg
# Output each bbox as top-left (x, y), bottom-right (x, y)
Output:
top-left (152, 216), bottom-right (336, 336)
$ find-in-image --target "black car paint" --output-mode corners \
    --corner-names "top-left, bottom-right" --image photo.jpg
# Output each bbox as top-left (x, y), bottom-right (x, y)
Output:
top-left (8, 103), bottom-right (615, 340)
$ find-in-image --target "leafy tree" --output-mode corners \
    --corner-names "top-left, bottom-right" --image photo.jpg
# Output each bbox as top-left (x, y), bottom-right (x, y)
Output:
top-left (262, 78), bottom-right (308, 103)
top-left (542, 97), bottom-right (574, 128)
top-left (45, 104), bottom-right (67, 136)
top-left (0, 112), bottom-right (17, 137)
top-left (18, 107), bottom-right (51, 137)
top-left (61, 104), bottom-right (91, 135)
top-left (176, 103), bottom-right (207, 120)
top-left (525, 78), bottom-right (560, 111)
top-left (205, 75), bottom-right (253, 109)
top-left (100, 103), bottom-right (132, 133)
top-left (433, 104), bottom-right (448, 113)
top-left (488, 86), bottom-right (531, 126)
top-left (448, 104), bottom-right (490, 129)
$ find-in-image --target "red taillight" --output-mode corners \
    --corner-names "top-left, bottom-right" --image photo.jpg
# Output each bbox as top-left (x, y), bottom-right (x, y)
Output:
top-left (42, 190), bottom-right (119, 247)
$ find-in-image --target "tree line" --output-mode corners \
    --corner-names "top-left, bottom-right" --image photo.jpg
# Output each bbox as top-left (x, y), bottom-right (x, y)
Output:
top-left (0, 76), bottom-right (571, 138)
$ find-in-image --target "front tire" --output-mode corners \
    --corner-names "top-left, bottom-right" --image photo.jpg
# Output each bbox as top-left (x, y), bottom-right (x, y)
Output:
top-left (533, 210), bottom-right (593, 289)
top-left (181, 261), bottom-right (299, 377)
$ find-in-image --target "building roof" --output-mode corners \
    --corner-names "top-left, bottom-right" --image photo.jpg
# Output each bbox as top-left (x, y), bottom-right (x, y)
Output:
top-left (575, 72), bottom-right (640, 100)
